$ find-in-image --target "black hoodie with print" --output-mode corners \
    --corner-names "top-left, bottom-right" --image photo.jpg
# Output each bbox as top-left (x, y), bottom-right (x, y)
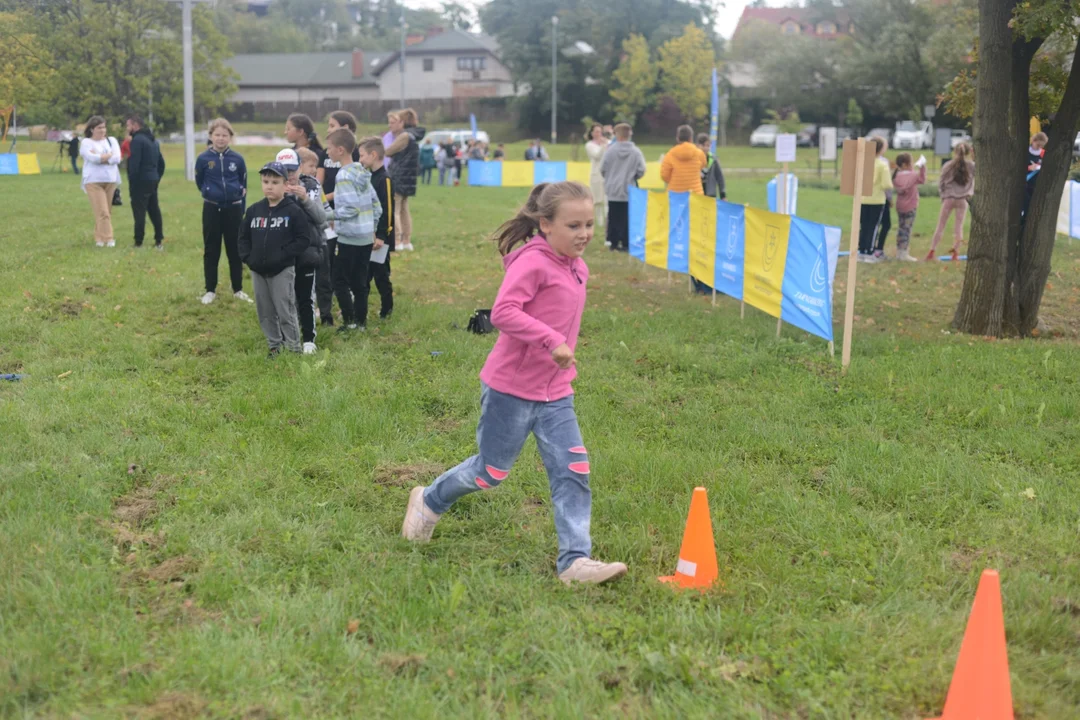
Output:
top-left (238, 194), bottom-right (312, 277)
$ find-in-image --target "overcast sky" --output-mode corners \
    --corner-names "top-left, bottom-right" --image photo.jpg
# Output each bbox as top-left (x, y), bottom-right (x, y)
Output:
top-left (402, 0), bottom-right (799, 40)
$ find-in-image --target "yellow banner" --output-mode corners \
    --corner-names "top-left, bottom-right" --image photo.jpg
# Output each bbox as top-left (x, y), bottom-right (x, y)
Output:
top-left (689, 193), bottom-right (716, 286)
top-left (501, 161), bottom-right (533, 187)
top-left (742, 206), bottom-right (790, 317)
top-left (17, 154), bottom-right (41, 175)
top-left (639, 163), bottom-right (664, 190)
top-left (566, 161), bottom-right (591, 185)
top-left (644, 190), bottom-right (669, 269)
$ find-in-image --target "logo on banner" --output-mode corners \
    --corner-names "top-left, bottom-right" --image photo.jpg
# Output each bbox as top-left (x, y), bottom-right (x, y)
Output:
top-left (811, 242), bottom-right (827, 293)
top-left (764, 224), bottom-right (781, 271)
top-left (726, 217), bottom-right (739, 260)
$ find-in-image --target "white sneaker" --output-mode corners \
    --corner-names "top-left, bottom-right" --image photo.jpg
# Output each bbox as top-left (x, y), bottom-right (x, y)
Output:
top-left (401, 486), bottom-right (440, 542)
top-left (302, 342), bottom-right (317, 355)
top-left (233, 291), bottom-right (253, 303)
top-left (95, 241), bottom-right (105, 248)
top-left (403, 243), bottom-right (414, 252)
top-left (106, 240), bottom-right (115, 248)
top-left (558, 557), bottom-right (628, 586)
top-left (863, 254), bottom-right (882, 264)
top-left (347, 323), bottom-right (358, 330)
top-left (200, 291), bottom-right (216, 305)
top-left (897, 250), bottom-right (918, 262)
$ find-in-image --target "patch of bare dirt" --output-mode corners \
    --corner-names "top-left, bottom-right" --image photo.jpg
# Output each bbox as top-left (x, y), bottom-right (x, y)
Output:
top-left (112, 474), bottom-right (178, 527)
top-left (378, 653), bottom-right (426, 675)
top-left (372, 462), bottom-right (444, 487)
top-left (142, 555), bottom-right (198, 583)
top-left (133, 692), bottom-right (206, 720)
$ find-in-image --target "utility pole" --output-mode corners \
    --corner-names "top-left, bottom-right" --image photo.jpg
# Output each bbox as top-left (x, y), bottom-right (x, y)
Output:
top-left (400, 6), bottom-right (407, 106)
top-left (551, 15), bottom-right (558, 146)
top-left (181, 0), bottom-right (195, 181)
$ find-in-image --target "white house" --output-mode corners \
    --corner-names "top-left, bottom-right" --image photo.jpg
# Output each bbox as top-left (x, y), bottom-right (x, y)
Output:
top-left (224, 29), bottom-right (517, 120)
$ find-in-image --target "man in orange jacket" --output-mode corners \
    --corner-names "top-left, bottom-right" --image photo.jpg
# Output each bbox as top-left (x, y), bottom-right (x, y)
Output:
top-left (660, 125), bottom-right (707, 193)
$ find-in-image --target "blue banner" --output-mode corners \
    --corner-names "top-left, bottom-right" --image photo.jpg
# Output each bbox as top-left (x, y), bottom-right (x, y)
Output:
top-left (667, 191), bottom-right (690, 274)
top-left (470, 113), bottom-right (478, 141)
top-left (0, 154), bottom-right (18, 175)
top-left (780, 217), bottom-right (833, 341)
top-left (713, 201), bottom-right (745, 300)
top-left (467, 160), bottom-right (502, 187)
top-left (709, 67), bottom-right (719, 157)
top-left (533, 161), bottom-right (567, 184)
top-left (628, 186), bottom-right (648, 261)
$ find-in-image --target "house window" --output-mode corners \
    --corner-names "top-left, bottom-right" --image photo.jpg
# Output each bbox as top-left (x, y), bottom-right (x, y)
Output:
top-left (457, 56), bottom-right (486, 71)
top-left (781, 21), bottom-right (800, 35)
top-left (816, 21), bottom-right (836, 35)
top-left (423, 58), bottom-right (434, 72)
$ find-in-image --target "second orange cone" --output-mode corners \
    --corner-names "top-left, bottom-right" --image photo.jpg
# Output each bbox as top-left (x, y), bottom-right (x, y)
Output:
top-left (659, 487), bottom-right (719, 590)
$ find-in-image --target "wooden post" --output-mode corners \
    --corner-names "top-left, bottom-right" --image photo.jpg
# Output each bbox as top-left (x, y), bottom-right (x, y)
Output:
top-left (841, 138), bottom-right (867, 371)
top-left (711, 288), bottom-right (717, 307)
top-left (776, 161), bottom-right (788, 339)
top-left (688, 274), bottom-right (693, 295)
top-left (776, 315), bottom-right (783, 338)
top-left (740, 301), bottom-right (745, 319)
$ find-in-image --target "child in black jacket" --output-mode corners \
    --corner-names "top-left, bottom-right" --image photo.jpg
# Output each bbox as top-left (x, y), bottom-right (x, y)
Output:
top-left (238, 162), bottom-right (312, 357)
top-left (358, 137), bottom-right (394, 320)
top-left (196, 118), bottom-right (249, 304)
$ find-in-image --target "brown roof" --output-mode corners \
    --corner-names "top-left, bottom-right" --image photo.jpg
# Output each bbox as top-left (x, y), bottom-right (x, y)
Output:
top-left (733, 7), bottom-right (852, 40)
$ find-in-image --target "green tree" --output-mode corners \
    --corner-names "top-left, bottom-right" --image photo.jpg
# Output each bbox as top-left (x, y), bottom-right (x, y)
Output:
top-left (845, 98), bottom-right (863, 130)
top-left (609, 34), bottom-right (657, 125)
top-left (0, 12), bottom-right (58, 124)
top-left (951, 0), bottom-right (1080, 337)
top-left (8, 0), bottom-right (235, 131)
top-left (656, 23), bottom-right (715, 124)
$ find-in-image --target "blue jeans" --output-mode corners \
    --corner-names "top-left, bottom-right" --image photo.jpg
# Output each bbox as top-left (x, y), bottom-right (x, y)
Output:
top-left (424, 384), bottom-right (592, 573)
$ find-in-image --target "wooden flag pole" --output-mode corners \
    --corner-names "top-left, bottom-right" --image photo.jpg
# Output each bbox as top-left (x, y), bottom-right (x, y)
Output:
top-left (776, 161), bottom-right (789, 339)
top-left (841, 138), bottom-right (867, 371)
top-left (711, 288), bottom-right (717, 307)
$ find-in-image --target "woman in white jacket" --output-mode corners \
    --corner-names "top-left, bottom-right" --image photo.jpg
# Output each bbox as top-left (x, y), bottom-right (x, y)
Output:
top-left (585, 123), bottom-right (611, 232)
top-left (80, 116), bottom-right (122, 247)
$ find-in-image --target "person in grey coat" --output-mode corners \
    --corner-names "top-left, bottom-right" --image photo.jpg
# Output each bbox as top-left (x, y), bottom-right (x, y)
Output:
top-left (600, 123), bottom-right (647, 252)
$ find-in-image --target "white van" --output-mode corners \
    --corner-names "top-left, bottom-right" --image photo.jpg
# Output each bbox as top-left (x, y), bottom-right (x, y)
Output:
top-left (427, 129), bottom-right (491, 147)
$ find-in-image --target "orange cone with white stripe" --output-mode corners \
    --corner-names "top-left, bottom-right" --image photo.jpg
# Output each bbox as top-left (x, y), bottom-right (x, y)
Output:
top-left (928, 569), bottom-right (1014, 720)
top-left (659, 487), bottom-right (718, 590)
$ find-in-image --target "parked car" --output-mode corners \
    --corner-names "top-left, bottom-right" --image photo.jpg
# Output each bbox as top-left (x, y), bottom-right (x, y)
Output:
top-left (893, 120), bottom-right (933, 149)
top-left (749, 124), bottom-right (778, 147)
top-left (427, 129), bottom-right (491, 147)
top-left (950, 129), bottom-right (972, 149)
top-left (835, 127), bottom-right (855, 147)
top-left (797, 124), bottom-right (818, 147)
top-left (867, 128), bottom-right (892, 145)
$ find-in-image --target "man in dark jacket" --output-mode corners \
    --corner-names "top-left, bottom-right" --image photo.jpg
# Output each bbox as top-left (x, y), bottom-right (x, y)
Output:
top-left (125, 115), bottom-right (166, 249)
top-left (238, 162), bottom-right (311, 356)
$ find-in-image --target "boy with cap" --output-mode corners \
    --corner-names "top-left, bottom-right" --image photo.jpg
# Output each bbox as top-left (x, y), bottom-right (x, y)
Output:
top-left (275, 147), bottom-right (328, 354)
top-left (237, 161), bottom-right (312, 357)
top-left (326, 128), bottom-right (381, 332)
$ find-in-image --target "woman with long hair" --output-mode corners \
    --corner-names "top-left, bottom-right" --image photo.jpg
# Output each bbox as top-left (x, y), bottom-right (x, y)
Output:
top-left (385, 108), bottom-right (426, 252)
top-left (79, 116), bottom-right (122, 247)
top-left (927, 142), bottom-right (974, 261)
top-left (584, 123), bottom-right (610, 233)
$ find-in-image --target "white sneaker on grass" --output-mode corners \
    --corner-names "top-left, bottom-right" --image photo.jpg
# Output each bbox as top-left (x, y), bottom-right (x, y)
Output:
top-left (95, 241), bottom-right (105, 248)
top-left (558, 558), bottom-right (628, 586)
top-left (200, 292), bottom-right (216, 305)
top-left (302, 342), bottom-right (317, 355)
top-left (897, 250), bottom-right (918, 262)
top-left (402, 486), bottom-right (440, 542)
top-left (234, 290), bottom-right (253, 303)
top-left (106, 240), bottom-right (116, 248)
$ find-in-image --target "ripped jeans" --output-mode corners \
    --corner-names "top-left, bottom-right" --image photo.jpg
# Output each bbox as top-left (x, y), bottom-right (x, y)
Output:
top-left (423, 384), bottom-right (592, 572)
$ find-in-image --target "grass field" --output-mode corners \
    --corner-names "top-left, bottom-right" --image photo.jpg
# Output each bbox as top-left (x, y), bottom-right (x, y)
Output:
top-left (2, 141), bottom-right (1080, 719)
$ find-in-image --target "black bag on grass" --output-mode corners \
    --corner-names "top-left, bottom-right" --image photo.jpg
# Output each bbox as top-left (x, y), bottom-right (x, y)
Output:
top-left (467, 309), bottom-right (494, 334)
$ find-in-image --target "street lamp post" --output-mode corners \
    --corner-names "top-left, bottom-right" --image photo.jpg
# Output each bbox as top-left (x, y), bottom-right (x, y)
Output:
top-left (180, 0), bottom-right (195, 181)
top-left (551, 15), bottom-right (558, 147)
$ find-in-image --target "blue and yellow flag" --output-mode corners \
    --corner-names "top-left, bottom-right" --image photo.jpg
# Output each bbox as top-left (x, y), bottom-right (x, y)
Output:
top-left (713, 201), bottom-right (745, 300)
top-left (689, 193), bottom-right (717, 288)
top-left (644, 190), bottom-right (670, 269)
top-left (780, 217), bottom-right (833, 341)
top-left (628, 186), bottom-right (648, 261)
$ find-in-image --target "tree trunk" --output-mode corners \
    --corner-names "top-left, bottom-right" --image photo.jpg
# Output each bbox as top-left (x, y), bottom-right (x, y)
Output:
top-left (953, 0), bottom-right (1017, 336)
top-left (1015, 34), bottom-right (1080, 335)
top-left (1002, 37), bottom-right (1044, 336)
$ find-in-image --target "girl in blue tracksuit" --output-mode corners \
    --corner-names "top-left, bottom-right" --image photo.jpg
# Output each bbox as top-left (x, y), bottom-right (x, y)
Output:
top-left (196, 118), bottom-right (249, 304)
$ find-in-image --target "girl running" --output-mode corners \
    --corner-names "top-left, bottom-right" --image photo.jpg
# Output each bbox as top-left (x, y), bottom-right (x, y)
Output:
top-left (401, 182), bottom-right (627, 586)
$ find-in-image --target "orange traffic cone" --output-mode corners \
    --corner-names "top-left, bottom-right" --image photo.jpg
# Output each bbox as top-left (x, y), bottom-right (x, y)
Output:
top-left (928, 569), bottom-right (1014, 720)
top-left (659, 487), bottom-right (718, 590)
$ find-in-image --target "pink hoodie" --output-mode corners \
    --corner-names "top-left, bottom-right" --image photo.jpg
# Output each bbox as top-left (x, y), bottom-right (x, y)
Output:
top-left (479, 237), bottom-right (588, 402)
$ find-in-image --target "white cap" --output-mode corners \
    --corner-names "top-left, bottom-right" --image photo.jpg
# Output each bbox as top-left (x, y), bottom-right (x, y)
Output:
top-left (275, 148), bottom-right (299, 171)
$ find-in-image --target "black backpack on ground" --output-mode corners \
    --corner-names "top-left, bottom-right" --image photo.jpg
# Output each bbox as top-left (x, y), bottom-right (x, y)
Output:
top-left (467, 309), bottom-right (494, 334)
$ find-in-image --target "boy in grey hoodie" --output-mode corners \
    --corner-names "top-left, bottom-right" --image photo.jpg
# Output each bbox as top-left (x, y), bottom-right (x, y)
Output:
top-left (600, 123), bottom-right (647, 252)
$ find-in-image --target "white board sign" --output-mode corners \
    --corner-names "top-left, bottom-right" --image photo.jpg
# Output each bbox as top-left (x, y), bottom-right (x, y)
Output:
top-left (819, 127), bottom-right (837, 161)
top-left (775, 134), bottom-right (797, 163)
